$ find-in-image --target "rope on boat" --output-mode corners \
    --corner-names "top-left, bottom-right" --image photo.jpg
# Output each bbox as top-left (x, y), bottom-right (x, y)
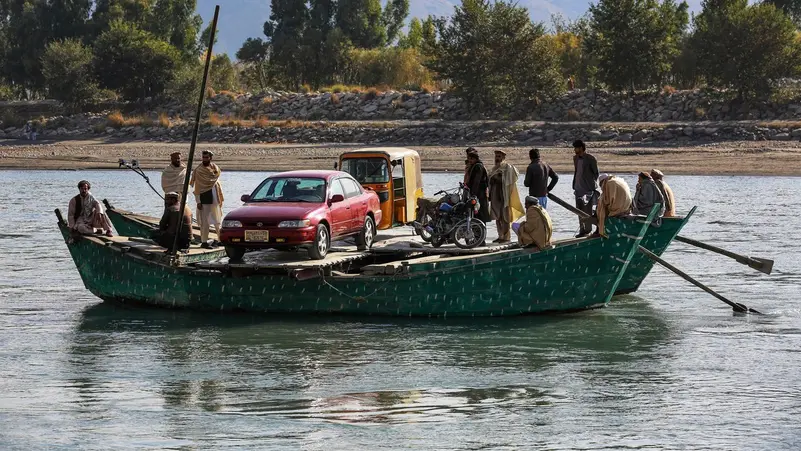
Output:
top-left (320, 269), bottom-right (403, 303)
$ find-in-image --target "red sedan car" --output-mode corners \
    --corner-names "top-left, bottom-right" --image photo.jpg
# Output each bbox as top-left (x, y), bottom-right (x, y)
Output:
top-left (219, 170), bottom-right (382, 260)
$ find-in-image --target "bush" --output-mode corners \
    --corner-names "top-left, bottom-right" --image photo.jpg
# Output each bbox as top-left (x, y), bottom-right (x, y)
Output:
top-left (331, 93), bottom-right (340, 105)
top-left (346, 48), bottom-right (433, 89)
top-left (0, 84), bottom-right (16, 101)
top-left (566, 109), bottom-right (581, 120)
top-left (662, 85), bottom-right (677, 95)
top-left (106, 111), bottom-right (155, 128)
top-left (158, 113), bottom-right (172, 128)
top-left (362, 87), bottom-right (379, 101)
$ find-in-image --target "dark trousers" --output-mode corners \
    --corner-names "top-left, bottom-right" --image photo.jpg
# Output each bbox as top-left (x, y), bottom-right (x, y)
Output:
top-left (575, 193), bottom-right (597, 235)
top-left (154, 231), bottom-right (190, 251)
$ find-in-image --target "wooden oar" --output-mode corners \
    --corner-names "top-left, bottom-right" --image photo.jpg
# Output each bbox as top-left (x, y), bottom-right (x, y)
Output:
top-left (638, 245), bottom-right (761, 314)
top-left (547, 193), bottom-right (774, 275)
top-left (674, 235), bottom-right (773, 275)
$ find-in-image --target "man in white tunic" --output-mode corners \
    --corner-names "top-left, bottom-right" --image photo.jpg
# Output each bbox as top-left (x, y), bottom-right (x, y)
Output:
top-left (190, 150), bottom-right (224, 246)
top-left (67, 180), bottom-right (114, 236)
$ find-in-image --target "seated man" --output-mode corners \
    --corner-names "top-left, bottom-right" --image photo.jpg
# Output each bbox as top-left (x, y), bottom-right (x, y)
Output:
top-left (152, 192), bottom-right (193, 251)
top-left (595, 173), bottom-right (632, 238)
top-left (513, 196), bottom-right (553, 249)
top-left (633, 171), bottom-right (665, 217)
top-left (68, 180), bottom-right (114, 237)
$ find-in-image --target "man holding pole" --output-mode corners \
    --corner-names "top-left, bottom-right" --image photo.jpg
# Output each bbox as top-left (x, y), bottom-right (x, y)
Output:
top-left (190, 150), bottom-right (224, 247)
top-left (572, 140), bottom-right (599, 237)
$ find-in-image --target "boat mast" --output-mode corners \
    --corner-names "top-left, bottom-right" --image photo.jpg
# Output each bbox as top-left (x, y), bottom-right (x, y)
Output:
top-left (173, 4), bottom-right (220, 256)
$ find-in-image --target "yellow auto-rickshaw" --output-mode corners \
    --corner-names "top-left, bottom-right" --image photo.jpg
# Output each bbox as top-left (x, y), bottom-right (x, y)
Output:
top-left (338, 147), bottom-right (424, 230)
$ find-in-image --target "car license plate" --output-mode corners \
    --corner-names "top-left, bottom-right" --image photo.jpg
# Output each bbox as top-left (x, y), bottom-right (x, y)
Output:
top-left (245, 230), bottom-right (269, 242)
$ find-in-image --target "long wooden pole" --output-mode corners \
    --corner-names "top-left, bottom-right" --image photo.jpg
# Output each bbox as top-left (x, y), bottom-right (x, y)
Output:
top-left (638, 245), bottom-right (761, 314)
top-left (547, 193), bottom-right (773, 274)
top-left (172, 5), bottom-right (220, 255)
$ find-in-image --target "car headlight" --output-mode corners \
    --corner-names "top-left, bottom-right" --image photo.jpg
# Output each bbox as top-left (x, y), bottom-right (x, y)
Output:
top-left (278, 219), bottom-right (311, 228)
top-left (222, 220), bottom-right (242, 228)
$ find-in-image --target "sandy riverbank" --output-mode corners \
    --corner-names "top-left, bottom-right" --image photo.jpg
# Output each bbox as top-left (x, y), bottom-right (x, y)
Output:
top-left (1, 138), bottom-right (801, 176)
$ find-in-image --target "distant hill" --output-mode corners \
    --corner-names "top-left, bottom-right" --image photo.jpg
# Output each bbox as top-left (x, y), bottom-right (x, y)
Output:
top-left (197, 0), bottom-right (701, 58)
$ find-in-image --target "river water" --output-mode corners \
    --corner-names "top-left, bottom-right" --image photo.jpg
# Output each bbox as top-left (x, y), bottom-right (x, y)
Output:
top-left (1, 169), bottom-right (800, 450)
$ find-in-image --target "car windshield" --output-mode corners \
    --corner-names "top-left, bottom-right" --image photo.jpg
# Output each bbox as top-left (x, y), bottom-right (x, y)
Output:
top-left (250, 177), bottom-right (326, 203)
top-left (341, 157), bottom-right (389, 184)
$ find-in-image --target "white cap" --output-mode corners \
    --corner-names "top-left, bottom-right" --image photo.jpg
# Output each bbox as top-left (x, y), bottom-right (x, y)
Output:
top-left (599, 173), bottom-right (610, 183)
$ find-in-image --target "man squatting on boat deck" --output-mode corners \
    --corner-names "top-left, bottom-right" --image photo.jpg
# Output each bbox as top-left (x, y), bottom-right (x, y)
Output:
top-left (67, 180), bottom-right (114, 237)
top-left (190, 150), bottom-right (225, 248)
top-left (513, 196), bottom-right (553, 249)
top-left (151, 192), bottom-right (193, 251)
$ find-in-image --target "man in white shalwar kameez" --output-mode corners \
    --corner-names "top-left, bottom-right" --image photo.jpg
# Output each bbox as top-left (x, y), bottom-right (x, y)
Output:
top-left (67, 180), bottom-right (114, 236)
top-left (190, 150), bottom-right (224, 246)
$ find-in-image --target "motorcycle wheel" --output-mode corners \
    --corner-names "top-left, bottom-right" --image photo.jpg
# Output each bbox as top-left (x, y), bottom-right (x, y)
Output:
top-left (417, 212), bottom-right (434, 242)
top-left (451, 220), bottom-right (487, 249)
top-left (431, 235), bottom-right (447, 248)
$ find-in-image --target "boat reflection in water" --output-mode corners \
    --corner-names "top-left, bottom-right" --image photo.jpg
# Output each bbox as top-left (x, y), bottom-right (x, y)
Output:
top-left (70, 298), bottom-right (673, 426)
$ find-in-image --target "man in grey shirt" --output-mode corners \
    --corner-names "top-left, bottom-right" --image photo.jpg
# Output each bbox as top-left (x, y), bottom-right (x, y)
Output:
top-left (572, 140), bottom-right (599, 237)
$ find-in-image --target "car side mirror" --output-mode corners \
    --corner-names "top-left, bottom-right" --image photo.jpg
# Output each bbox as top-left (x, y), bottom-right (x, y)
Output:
top-left (240, 194), bottom-right (251, 202)
top-left (330, 194), bottom-right (345, 203)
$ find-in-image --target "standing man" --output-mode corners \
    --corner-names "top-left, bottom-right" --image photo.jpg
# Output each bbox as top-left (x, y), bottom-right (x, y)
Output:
top-left (523, 148), bottom-right (559, 208)
top-left (572, 140), bottom-right (599, 237)
top-left (633, 171), bottom-right (665, 217)
top-left (513, 196), bottom-right (553, 249)
top-left (488, 150), bottom-right (524, 243)
top-left (152, 192), bottom-right (193, 251)
top-left (595, 173), bottom-right (632, 238)
top-left (68, 180), bottom-right (114, 237)
top-left (190, 150), bottom-right (224, 247)
top-left (650, 169), bottom-right (676, 217)
top-left (464, 147), bottom-right (477, 184)
top-left (465, 150), bottom-right (491, 222)
top-left (161, 151), bottom-right (186, 200)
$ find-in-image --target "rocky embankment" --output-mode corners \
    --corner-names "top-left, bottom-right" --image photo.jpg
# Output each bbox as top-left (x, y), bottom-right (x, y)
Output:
top-left (2, 88), bottom-right (801, 145)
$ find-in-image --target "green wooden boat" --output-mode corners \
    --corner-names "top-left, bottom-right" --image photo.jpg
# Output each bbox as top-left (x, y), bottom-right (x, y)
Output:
top-left (57, 206), bottom-right (659, 317)
top-left (103, 200), bottom-right (693, 296)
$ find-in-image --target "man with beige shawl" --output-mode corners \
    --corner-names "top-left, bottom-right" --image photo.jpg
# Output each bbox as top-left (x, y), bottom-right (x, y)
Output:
top-left (161, 152), bottom-right (186, 200)
top-left (595, 173), bottom-right (632, 237)
top-left (514, 196), bottom-right (553, 249)
top-left (190, 150), bottom-right (224, 245)
top-left (488, 150), bottom-right (524, 243)
top-left (650, 169), bottom-right (676, 217)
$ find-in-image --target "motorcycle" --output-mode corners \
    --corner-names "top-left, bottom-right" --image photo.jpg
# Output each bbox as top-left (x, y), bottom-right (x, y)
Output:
top-left (411, 183), bottom-right (487, 249)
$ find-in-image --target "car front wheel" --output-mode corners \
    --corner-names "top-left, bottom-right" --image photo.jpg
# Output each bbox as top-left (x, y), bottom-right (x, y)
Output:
top-left (308, 224), bottom-right (330, 260)
top-left (355, 216), bottom-right (375, 251)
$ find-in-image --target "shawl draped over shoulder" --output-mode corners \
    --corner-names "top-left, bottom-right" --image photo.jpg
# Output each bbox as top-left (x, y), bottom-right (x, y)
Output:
top-left (489, 161), bottom-right (524, 222)
top-left (190, 163), bottom-right (225, 206)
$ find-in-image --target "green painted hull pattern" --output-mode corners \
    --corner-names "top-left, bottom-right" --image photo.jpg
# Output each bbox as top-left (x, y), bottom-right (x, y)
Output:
top-left (60, 209), bottom-right (657, 317)
top-left (615, 208), bottom-right (696, 295)
top-left (107, 204), bottom-right (692, 296)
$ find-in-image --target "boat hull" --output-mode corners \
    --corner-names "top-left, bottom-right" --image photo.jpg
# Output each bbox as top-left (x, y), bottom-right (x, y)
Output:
top-left (106, 201), bottom-right (691, 297)
top-left (614, 208), bottom-right (696, 295)
top-left (59, 210), bottom-right (656, 317)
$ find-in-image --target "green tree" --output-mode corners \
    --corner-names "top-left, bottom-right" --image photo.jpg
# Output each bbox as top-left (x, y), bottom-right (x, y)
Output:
top-left (209, 53), bottom-right (238, 91)
top-left (585, 0), bottom-right (688, 92)
top-left (149, 0), bottom-right (203, 58)
top-left (336, 0), bottom-right (386, 48)
top-left (693, 0), bottom-right (801, 97)
top-left (383, 0), bottom-right (410, 44)
top-left (265, 0), bottom-right (309, 88)
top-left (41, 38), bottom-right (99, 110)
top-left (236, 37), bottom-right (271, 90)
top-left (302, 0), bottom-right (336, 87)
top-left (398, 17), bottom-right (423, 49)
top-left (427, 0), bottom-right (564, 109)
top-left (766, 0), bottom-right (801, 25)
top-left (93, 20), bottom-right (182, 100)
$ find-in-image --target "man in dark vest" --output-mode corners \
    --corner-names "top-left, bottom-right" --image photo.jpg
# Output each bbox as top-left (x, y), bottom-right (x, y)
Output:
top-left (572, 140), bottom-right (599, 237)
top-left (152, 192), bottom-right (193, 251)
